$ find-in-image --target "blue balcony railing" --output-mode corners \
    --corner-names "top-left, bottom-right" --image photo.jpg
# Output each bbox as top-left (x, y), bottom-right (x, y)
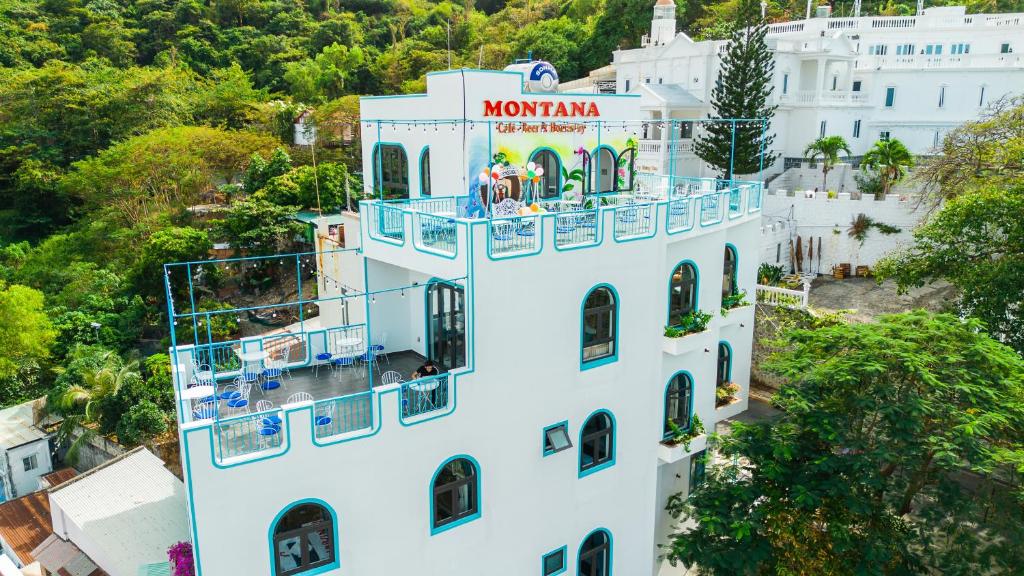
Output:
top-left (489, 215), bottom-right (541, 256)
top-left (554, 209), bottom-right (600, 249)
top-left (400, 373), bottom-right (450, 419)
top-left (413, 213), bottom-right (458, 256)
top-left (666, 197), bottom-right (695, 233)
top-left (313, 391), bottom-right (374, 439)
top-left (613, 203), bottom-right (656, 240)
top-left (214, 408), bottom-right (286, 463)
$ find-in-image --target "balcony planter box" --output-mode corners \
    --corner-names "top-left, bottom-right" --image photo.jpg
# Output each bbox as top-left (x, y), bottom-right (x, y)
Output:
top-left (719, 303), bottom-right (754, 328)
top-left (662, 328), bottom-right (714, 356)
top-left (658, 434), bottom-right (708, 464)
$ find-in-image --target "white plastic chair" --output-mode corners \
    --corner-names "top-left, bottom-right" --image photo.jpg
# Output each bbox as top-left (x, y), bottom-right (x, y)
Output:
top-left (381, 371), bottom-right (404, 386)
top-left (265, 342), bottom-right (292, 380)
top-left (255, 399), bottom-right (274, 413)
top-left (226, 380), bottom-right (252, 416)
top-left (286, 392), bottom-right (314, 405)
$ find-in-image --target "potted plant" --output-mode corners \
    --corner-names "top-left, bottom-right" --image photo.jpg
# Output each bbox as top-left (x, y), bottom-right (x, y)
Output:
top-left (662, 414), bottom-right (705, 452)
top-left (168, 542), bottom-right (195, 576)
top-left (715, 382), bottom-right (740, 407)
top-left (720, 290), bottom-right (750, 316)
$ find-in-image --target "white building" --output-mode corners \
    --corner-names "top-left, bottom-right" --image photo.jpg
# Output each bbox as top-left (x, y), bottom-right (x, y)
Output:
top-left (564, 3), bottom-right (1024, 179)
top-left (169, 66), bottom-right (762, 576)
top-left (0, 401), bottom-right (53, 504)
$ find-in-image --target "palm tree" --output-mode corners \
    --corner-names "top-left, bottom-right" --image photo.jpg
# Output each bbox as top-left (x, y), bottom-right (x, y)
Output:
top-left (804, 135), bottom-right (852, 192)
top-left (862, 138), bottom-right (914, 196)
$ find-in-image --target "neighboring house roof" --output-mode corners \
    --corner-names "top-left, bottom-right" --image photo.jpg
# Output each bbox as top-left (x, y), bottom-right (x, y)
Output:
top-left (293, 211), bottom-right (346, 225)
top-left (0, 491), bottom-right (51, 565)
top-left (633, 83), bottom-right (705, 108)
top-left (48, 448), bottom-right (187, 576)
top-left (136, 563), bottom-right (171, 576)
top-left (0, 400), bottom-right (48, 450)
top-left (41, 470), bottom-right (77, 489)
top-left (31, 534), bottom-right (105, 576)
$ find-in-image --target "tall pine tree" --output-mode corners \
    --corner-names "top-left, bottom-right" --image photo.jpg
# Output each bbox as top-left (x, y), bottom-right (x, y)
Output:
top-left (694, 0), bottom-right (778, 179)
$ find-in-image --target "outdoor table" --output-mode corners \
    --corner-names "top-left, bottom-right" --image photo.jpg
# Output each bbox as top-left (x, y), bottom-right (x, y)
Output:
top-left (409, 379), bottom-right (440, 412)
top-left (181, 385), bottom-right (216, 400)
top-left (336, 337), bottom-right (363, 353)
top-left (236, 349), bottom-right (269, 363)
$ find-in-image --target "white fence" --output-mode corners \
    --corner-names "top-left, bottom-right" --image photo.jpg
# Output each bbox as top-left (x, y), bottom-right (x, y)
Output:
top-left (756, 283), bottom-right (810, 309)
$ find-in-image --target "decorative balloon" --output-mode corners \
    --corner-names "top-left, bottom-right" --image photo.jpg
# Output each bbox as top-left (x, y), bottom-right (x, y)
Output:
top-left (527, 161), bottom-right (536, 171)
top-left (535, 167), bottom-right (544, 176)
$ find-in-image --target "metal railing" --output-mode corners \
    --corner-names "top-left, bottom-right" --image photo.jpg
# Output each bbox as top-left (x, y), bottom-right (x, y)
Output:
top-left (613, 204), bottom-right (656, 240)
top-left (700, 194), bottom-right (724, 226)
top-left (554, 209), bottom-right (600, 248)
top-left (213, 408), bottom-right (286, 463)
top-left (401, 373), bottom-right (450, 419)
top-left (667, 197), bottom-right (695, 233)
top-left (488, 216), bottom-right (540, 256)
top-left (368, 203), bottom-right (405, 243)
top-left (313, 391), bottom-right (374, 439)
top-left (384, 196), bottom-right (461, 215)
top-left (413, 213), bottom-right (458, 256)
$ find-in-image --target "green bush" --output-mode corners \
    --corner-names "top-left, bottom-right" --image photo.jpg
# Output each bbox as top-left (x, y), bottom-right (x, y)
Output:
top-left (116, 400), bottom-right (168, 446)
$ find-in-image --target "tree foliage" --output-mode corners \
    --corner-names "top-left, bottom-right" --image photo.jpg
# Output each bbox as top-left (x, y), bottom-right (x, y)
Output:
top-left (667, 311), bottom-right (1024, 575)
top-left (862, 138), bottom-right (914, 196)
top-left (803, 135), bottom-right (851, 191)
top-left (876, 185), bottom-right (1024, 354)
top-left (694, 0), bottom-right (778, 178)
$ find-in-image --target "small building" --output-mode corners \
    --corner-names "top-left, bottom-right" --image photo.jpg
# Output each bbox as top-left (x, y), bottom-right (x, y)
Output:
top-left (0, 400), bottom-right (54, 503)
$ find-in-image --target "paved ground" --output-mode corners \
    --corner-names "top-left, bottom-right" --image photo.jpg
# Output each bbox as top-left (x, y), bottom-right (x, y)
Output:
top-left (808, 275), bottom-right (958, 322)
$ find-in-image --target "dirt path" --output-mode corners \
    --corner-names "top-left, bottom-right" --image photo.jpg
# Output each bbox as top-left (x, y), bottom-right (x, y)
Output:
top-left (808, 275), bottom-right (958, 322)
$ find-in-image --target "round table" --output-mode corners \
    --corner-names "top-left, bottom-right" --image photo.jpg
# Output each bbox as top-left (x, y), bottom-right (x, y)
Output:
top-left (236, 349), bottom-right (269, 363)
top-left (336, 337), bottom-right (363, 352)
top-left (181, 385), bottom-right (216, 400)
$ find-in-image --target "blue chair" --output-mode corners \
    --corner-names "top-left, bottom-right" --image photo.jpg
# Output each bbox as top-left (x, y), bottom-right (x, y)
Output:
top-left (314, 350), bottom-right (333, 378)
top-left (332, 355), bottom-right (355, 373)
top-left (226, 381), bottom-right (252, 413)
top-left (261, 379), bottom-right (282, 391)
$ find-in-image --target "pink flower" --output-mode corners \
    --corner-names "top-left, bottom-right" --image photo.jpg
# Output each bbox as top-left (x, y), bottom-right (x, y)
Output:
top-left (618, 168), bottom-right (626, 176)
top-left (574, 147), bottom-right (585, 155)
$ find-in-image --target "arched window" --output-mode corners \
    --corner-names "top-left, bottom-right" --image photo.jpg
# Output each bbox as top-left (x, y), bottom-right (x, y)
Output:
top-left (668, 262), bottom-right (698, 323)
top-left (579, 411), bottom-right (615, 476)
top-left (419, 147), bottom-right (431, 197)
top-left (530, 149), bottom-right (561, 200)
top-left (593, 146), bottom-right (616, 193)
top-left (664, 373), bottom-right (693, 438)
top-left (271, 501), bottom-right (337, 576)
top-left (581, 286), bottom-right (617, 366)
top-left (372, 143), bottom-right (408, 200)
top-left (717, 342), bottom-right (731, 388)
top-left (431, 456), bottom-right (479, 533)
top-left (578, 529), bottom-right (612, 576)
top-left (722, 245), bottom-right (738, 300)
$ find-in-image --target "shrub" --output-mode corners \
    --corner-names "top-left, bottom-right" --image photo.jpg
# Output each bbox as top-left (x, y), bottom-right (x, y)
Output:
top-left (116, 400), bottom-right (167, 446)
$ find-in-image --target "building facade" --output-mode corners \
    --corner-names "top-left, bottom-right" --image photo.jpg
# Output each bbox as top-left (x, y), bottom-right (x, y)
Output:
top-left (170, 68), bottom-right (762, 576)
top-left (564, 3), bottom-right (1024, 179)
top-left (0, 400), bottom-right (53, 504)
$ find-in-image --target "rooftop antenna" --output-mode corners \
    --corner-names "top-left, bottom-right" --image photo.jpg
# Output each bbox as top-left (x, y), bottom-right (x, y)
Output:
top-left (805, 0), bottom-right (812, 19)
top-left (854, 0), bottom-right (861, 17)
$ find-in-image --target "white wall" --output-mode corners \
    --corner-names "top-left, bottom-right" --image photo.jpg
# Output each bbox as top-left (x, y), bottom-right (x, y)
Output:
top-left (179, 201), bottom-right (761, 576)
top-left (760, 190), bottom-right (928, 272)
top-left (3, 441), bottom-right (51, 499)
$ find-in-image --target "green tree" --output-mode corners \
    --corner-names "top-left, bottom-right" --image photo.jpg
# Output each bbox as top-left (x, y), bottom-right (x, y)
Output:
top-left (243, 147), bottom-right (293, 194)
top-left (862, 138), bottom-right (914, 196)
top-left (694, 0), bottom-right (778, 179)
top-left (667, 311), bottom-right (1024, 575)
top-left (56, 349), bottom-right (140, 427)
top-left (116, 400), bottom-right (168, 446)
top-left (803, 135), bottom-right (851, 191)
top-left (0, 283), bottom-right (55, 406)
top-left (216, 196), bottom-right (302, 255)
top-left (876, 185), bottom-right (1024, 354)
top-left (284, 43), bottom-right (365, 103)
top-left (194, 63), bottom-right (269, 129)
top-left (134, 227), bottom-right (214, 300)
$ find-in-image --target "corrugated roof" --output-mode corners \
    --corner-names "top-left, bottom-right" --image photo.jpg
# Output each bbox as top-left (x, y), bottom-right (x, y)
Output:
top-left (0, 491), bottom-right (51, 564)
top-left (41, 470), bottom-right (77, 489)
top-left (31, 534), bottom-right (104, 576)
top-left (0, 400), bottom-right (47, 450)
top-left (49, 449), bottom-right (188, 576)
top-left (293, 211), bottom-right (346, 225)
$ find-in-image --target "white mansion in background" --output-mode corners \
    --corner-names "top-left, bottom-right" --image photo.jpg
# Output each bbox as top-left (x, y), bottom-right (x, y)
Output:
top-left (563, 2), bottom-right (1024, 177)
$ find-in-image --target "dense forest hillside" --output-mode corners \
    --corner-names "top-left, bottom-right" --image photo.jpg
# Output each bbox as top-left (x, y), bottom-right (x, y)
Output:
top-left (0, 0), bottom-right (1021, 438)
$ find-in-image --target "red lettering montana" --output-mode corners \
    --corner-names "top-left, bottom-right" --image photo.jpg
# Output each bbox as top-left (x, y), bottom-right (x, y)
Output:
top-left (482, 100), bottom-right (601, 118)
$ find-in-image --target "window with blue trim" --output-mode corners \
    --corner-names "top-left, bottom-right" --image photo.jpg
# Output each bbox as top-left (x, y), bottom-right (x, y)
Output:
top-left (432, 458), bottom-right (479, 531)
top-left (578, 529), bottom-right (611, 576)
top-left (420, 148), bottom-right (431, 196)
top-left (579, 412), bottom-right (614, 475)
top-left (669, 262), bottom-right (697, 322)
top-left (716, 342), bottom-right (732, 388)
top-left (722, 246), bottom-right (738, 300)
top-left (543, 422), bottom-right (572, 456)
top-left (582, 287), bottom-right (616, 364)
top-left (531, 150), bottom-right (561, 199)
top-left (664, 373), bottom-right (693, 438)
top-left (542, 547), bottom-right (567, 575)
top-left (272, 503), bottom-right (336, 576)
top-left (689, 450), bottom-right (707, 495)
top-left (372, 144), bottom-right (408, 199)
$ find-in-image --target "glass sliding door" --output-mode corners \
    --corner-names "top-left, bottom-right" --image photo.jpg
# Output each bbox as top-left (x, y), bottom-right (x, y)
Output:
top-left (427, 282), bottom-right (466, 371)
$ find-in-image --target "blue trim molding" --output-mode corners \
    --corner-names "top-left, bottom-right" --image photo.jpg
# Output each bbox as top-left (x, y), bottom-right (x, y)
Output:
top-left (528, 147), bottom-right (564, 200)
top-left (429, 454), bottom-right (482, 536)
top-left (576, 528), bottom-right (614, 575)
top-left (267, 498), bottom-right (340, 576)
top-left (541, 545), bottom-right (568, 575)
top-left (418, 145), bottom-right (431, 197)
top-left (663, 371), bottom-right (695, 440)
top-left (578, 409), bottom-right (616, 478)
top-left (724, 242), bottom-right (739, 297)
top-left (579, 283), bottom-right (619, 371)
top-left (718, 340), bottom-right (733, 382)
